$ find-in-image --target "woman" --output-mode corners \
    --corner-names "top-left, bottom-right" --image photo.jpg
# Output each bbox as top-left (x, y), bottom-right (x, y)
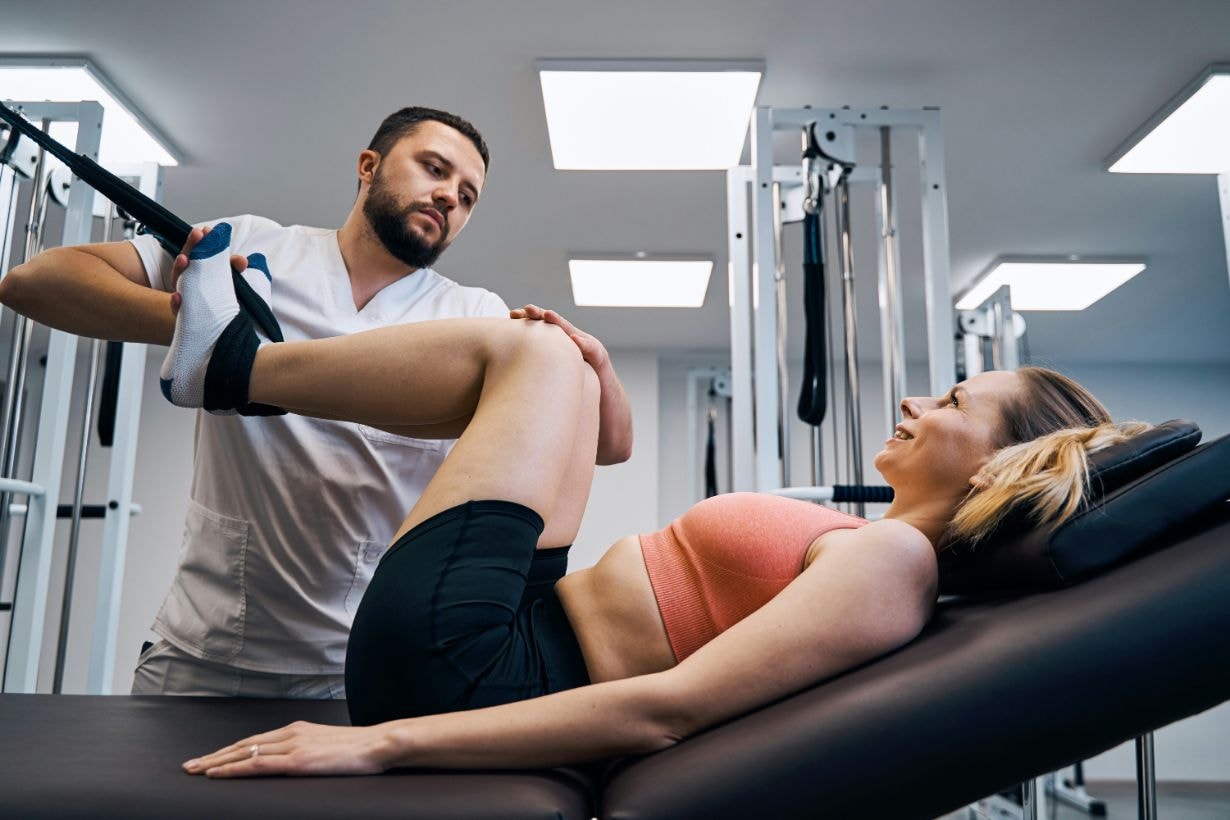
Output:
top-left (167, 224), bottom-right (1139, 777)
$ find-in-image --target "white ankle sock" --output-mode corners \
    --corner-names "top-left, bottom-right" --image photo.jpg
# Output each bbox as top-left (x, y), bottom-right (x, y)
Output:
top-left (159, 223), bottom-right (242, 408)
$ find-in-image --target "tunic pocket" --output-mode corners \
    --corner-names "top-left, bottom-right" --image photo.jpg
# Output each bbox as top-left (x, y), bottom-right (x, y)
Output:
top-left (154, 501), bottom-right (250, 661)
top-left (358, 425), bottom-right (446, 451)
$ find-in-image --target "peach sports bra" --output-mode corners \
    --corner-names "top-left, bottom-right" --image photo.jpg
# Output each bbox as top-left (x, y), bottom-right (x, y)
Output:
top-left (639, 492), bottom-right (868, 662)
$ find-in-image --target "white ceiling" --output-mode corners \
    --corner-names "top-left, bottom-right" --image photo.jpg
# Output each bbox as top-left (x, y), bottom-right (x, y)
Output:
top-left (2, 0), bottom-right (1228, 364)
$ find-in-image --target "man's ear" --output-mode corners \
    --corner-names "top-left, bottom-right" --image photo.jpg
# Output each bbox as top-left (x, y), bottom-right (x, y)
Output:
top-left (357, 149), bottom-right (381, 185)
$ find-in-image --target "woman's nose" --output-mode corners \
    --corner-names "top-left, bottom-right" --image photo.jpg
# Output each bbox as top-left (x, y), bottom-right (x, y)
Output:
top-left (900, 397), bottom-right (920, 419)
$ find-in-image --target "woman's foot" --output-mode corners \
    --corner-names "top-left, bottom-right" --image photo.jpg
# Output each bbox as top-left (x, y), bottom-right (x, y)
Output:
top-left (159, 223), bottom-right (275, 413)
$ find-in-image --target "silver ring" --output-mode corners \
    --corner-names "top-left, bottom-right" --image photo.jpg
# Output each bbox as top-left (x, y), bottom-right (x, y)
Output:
top-left (250, 744), bottom-right (260, 758)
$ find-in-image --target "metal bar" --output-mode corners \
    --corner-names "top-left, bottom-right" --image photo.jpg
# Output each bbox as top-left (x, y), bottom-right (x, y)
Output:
top-left (53, 336), bottom-right (101, 692)
top-left (810, 426), bottom-right (822, 485)
top-left (52, 202), bottom-right (114, 693)
top-left (1136, 733), bottom-right (1158, 820)
top-left (772, 180), bottom-right (790, 485)
top-left (0, 171), bottom-right (20, 607)
top-left (1022, 779), bottom-right (1038, 820)
top-left (877, 128), bottom-right (907, 440)
top-left (761, 106), bottom-right (943, 129)
top-left (751, 107), bottom-right (781, 491)
top-left (4, 100), bottom-right (100, 693)
top-left (824, 190), bottom-right (842, 495)
top-left (686, 369), bottom-right (700, 503)
top-left (834, 176), bottom-right (865, 516)
top-left (0, 478), bottom-right (45, 496)
top-left (87, 162), bottom-right (156, 693)
top-left (917, 110), bottom-right (957, 395)
top-left (0, 121), bottom-right (50, 580)
top-left (1219, 173), bottom-right (1230, 292)
top-left (726, 167), bottom-right (755, 492)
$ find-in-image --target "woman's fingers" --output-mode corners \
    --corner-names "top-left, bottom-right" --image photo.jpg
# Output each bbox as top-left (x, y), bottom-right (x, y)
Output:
top-left (184, 722), bottom-right (390, 779)
top-left (184, 725), bottom-right (296, 773)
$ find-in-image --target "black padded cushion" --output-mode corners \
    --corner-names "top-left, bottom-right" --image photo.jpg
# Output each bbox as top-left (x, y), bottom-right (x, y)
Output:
top-left (602, 510), bottom-right (1230, 820)
top-left (938, 419), bottom-right (1212, 594)
top-left (0, 696), bottom-right (595, 820)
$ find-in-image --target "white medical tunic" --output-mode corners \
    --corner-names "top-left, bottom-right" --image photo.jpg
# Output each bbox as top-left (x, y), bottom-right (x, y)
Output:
top-left (132, 214), bottom-right (509, 673)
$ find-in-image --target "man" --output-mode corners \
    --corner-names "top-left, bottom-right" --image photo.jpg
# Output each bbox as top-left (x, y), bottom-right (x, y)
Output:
top-left (0, 107), bottom-right (633, 697)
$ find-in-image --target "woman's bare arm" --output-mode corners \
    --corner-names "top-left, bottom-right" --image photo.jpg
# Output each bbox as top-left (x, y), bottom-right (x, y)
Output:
top-left (184, 518), bottom-right (937, 777)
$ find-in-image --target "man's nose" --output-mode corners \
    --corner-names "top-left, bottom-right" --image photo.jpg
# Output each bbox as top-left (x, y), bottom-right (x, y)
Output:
top-left (433, 187), bottom-right (458, 212)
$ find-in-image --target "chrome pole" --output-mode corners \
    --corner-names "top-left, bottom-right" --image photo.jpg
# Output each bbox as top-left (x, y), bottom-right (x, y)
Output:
top-left (878, 127), bottom-right (907, 440)
top-left (1021, 779), bottom-right (1038, 820)
top-left (772, 181), bottom-right (791, 486)
top-left (0, 120), bottom-right (50, 580)
top-left (1136, 733), bottom-right (1158, 820)
top-left (834, 175), bottom-right (864, 516)
top-left (824, 190), bottom-right (842, 501)
top-left (51, 203), bottom-right (114, 693)
top-left (0, 164), bottom-right (19, 590)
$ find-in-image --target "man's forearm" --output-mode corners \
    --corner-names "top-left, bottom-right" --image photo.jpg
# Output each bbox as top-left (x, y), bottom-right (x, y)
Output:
top-left (594, 360), bottom-right (633, 465)
top-left (0, 247), bottom-right (174, 344)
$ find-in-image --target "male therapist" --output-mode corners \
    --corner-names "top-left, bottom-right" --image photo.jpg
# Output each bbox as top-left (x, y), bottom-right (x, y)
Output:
top-left (0, 106), bottom-right (633, 697)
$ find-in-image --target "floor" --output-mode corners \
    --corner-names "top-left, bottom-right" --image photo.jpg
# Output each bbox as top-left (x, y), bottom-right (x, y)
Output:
top-left (938, 781), bottom-right (1230, 820)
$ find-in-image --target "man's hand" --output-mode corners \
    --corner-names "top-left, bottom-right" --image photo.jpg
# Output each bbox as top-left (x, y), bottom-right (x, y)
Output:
top-left (168, 225), bottom-right (248, 316)
top-left (510, 304), bottom-right (609, 372)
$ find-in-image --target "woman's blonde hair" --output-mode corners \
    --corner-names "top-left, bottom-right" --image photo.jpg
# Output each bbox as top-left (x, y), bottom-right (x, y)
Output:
top-left (947, 367), bottom-right (1149, 546)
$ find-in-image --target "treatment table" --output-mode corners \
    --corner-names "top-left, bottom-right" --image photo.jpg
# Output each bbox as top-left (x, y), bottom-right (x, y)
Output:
top-left (2, 426), bottom-right (1227, 819)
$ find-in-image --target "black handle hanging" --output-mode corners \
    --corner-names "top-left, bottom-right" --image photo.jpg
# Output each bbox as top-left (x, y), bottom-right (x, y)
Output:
top-left (96, 341), bottom-right (123, 447)
top-left (796, 189), bottom-right (828, 426)
top-left (704, 398), bottom-right (719, 498)
top-left (796, 123), bottom-right (856, 427)
top-left (797, 123), bottom-right (831, 427)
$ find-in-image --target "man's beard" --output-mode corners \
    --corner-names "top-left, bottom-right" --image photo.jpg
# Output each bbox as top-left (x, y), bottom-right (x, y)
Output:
top-left (363, 170), bottom-right (451, 270)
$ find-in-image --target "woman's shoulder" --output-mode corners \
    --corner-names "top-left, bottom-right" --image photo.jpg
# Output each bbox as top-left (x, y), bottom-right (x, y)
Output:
top-left (810, 517), bottom-right (934, 570)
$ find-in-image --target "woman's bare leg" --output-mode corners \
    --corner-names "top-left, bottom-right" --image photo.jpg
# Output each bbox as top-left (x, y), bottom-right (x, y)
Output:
top-left (246, 317), bottom-right (597, 540)
top-left (537, 365), bottom-right (600, 548)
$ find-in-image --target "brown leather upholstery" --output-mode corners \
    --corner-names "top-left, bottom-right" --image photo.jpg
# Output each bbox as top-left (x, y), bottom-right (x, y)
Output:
top-left (0, 695), bottom-right (596, 819)
top-left (2, 511), bottom-right (1226, 819)
top-left (938, 420), bottom-right (1217, 594)
top-left (602, 508), bottom-right (1230, 819)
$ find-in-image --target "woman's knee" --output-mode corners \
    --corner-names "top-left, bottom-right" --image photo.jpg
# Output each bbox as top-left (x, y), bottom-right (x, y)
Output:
top-left (501, 319), bottom-right (586, 374)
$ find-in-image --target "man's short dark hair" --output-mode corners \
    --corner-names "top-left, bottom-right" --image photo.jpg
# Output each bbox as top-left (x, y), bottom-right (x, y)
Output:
top-left (367, 107), bottom-right (490, 170)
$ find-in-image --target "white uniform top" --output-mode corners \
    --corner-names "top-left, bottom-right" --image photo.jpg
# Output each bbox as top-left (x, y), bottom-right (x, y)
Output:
top-left (131, 214), bottom-right (509, 673)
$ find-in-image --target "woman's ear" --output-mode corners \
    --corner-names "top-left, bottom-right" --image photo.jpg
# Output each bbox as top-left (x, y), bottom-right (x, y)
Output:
top-left (969, 467), bottom-right (992, 491)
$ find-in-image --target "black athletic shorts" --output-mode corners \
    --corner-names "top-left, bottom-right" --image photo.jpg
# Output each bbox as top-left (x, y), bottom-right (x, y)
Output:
top-left (345, 500), bottom-right (591, 725)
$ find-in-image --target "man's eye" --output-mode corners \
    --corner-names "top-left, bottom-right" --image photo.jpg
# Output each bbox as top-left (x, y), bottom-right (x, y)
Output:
top-left (426, 163), bottom-right (441, 176)
top-left (950, 394), bottom-right (960, 407)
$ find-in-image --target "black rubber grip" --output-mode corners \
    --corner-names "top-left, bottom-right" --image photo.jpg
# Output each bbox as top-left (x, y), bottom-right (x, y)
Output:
top-left (830, 485), bottom-right (895, 504)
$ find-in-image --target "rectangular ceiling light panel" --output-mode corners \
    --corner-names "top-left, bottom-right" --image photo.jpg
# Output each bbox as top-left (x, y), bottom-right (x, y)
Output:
top-left (537, 60), bottom-right (763, 170)
top-left (570, 259), bottom-right (713, 307)
top-left (1108, 65), bottom-right (1230, 174)
top-left (956, 260), bottom-right (1146, 311)
top-left (1, 58), bottom-right (178, 167)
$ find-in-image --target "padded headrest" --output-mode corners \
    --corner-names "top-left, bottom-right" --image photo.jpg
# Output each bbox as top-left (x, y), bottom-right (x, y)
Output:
top-left (938, 419), bottom-right (1226, 595)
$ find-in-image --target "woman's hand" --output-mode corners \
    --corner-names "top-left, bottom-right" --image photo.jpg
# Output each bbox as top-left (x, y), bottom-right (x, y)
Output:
top-left (183, 720), bottom-right (396, 778)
